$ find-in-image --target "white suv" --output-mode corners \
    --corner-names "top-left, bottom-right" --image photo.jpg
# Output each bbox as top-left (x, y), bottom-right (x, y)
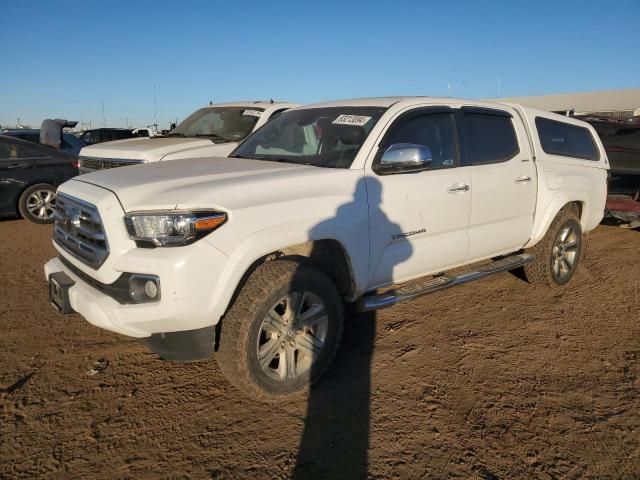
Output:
top-left (78, 100), bottom-right (299, 173)
top-left (46, 97), bottom-right (608, 401)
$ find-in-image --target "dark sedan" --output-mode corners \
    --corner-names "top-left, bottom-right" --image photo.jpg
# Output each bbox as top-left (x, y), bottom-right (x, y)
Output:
top-left (0, 135), bottom-right (78, 224)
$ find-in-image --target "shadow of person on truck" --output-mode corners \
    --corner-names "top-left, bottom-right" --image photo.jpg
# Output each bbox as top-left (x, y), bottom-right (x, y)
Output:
top-left (292, 176), bottom-right (412, 478)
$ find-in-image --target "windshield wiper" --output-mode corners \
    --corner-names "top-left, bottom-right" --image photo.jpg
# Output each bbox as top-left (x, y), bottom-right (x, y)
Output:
top-left (260, 157), bottom-right (318, 166)
top-left (164, 132), bottom-right (186, 137)
top-left (229, 155), bottom-right (317, 167)
top-left (195, 133), bottom-right (228, 143)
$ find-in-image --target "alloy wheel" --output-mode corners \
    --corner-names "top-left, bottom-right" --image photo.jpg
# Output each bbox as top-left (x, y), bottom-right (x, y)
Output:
top-left (26, 190), bottom-right (56, 220)
top-left (551, 224), bottom-right (579, 282)
top-left (256, 291), bottom-right (329, 382)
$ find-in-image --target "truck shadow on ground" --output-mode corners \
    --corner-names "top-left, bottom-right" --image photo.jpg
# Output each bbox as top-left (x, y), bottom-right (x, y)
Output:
top-left (292, 177), bottom-right (411, 479)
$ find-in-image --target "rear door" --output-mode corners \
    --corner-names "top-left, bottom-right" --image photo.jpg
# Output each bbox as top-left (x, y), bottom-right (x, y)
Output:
top-left (461, 107), bottom-right (536, 259)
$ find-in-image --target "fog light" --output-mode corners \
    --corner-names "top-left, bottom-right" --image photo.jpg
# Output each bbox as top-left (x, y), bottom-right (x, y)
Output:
top-left (144, 280), bottom-right (158, 299)
top-left (129, 275), bottom-right (161, 303)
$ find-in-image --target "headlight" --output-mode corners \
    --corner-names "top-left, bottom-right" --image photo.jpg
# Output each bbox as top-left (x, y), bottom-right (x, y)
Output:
top-left (124, 211), bottom-right (227, 247)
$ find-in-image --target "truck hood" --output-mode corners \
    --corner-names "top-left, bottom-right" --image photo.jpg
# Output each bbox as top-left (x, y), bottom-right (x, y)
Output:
top-left (79, 137), bottom-right (231, 161)
top-left (73, 156), bottom-right (358, 212)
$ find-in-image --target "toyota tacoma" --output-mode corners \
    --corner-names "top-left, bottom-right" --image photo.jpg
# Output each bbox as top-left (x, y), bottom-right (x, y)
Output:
top-left (45, 97), bottom-right (609, 400)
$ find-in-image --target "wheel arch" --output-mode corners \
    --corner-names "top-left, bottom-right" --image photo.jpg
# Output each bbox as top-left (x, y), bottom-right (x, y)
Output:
top-left (526, 193), bottom-right (589, 248)
top-left (210, 238), bottom-right (357, 352)
top-left (225, 238), bottom-right (357, 309)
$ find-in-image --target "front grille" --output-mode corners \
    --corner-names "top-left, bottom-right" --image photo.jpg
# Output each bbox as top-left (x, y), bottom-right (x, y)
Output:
top-left (54, 194), bottom-right (109, 269)
top-left (79, 156), bottom-right (144, 173)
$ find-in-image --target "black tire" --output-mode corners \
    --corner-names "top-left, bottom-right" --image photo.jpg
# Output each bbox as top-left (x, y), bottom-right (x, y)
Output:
top-left (523, 205), bottom-right (583, 286)
top-left (216, 259), bottom-right (344, 402)
top-left (18, 183), bottom-right (57, 224)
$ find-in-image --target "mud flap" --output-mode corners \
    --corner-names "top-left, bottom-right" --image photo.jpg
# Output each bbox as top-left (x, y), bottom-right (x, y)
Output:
top-left (143, 326), bottom-right (216, 361)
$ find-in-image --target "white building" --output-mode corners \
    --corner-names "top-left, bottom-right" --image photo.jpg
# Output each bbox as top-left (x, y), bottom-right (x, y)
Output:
top-left (494, 88), bottom-right (640, 119)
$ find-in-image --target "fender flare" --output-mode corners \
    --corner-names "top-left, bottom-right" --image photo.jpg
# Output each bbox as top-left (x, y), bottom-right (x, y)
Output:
top-left (525, 191), bottom-right (590, 248)
top-left (206, 218), bottom-right (365, 323)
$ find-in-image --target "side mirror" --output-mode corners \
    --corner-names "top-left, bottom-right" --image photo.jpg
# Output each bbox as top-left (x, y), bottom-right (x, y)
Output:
top-left (379, 143), bottom-right (432, 173)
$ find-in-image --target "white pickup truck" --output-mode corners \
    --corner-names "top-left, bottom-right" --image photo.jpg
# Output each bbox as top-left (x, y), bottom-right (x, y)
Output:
top-left (46, 97), bottom-right (608, 401)
top-left (78, 100), bottom-right (298, 173)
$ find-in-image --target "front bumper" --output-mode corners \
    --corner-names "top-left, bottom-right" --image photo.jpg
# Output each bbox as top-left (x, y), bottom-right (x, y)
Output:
top-left (45, 237), bottom-right (229, 339)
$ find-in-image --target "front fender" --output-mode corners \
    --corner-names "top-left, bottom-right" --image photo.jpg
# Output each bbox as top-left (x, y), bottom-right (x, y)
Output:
top-left (206, 217), bottom-right (368, 323)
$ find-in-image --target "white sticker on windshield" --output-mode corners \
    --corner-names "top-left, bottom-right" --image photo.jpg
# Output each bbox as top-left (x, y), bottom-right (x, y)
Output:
top-left (332, 114), bottom-right (372, 126)
top-left (242, 109), bottom-right (263, 117)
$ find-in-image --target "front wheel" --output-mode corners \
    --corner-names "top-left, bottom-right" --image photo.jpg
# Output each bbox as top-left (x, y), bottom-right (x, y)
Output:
top-left (216, 260), bottom-right (344, 401)
top-left (523, 205), bottom-right (583, 286)
top-left (18, 183), bottom-right (57, 224)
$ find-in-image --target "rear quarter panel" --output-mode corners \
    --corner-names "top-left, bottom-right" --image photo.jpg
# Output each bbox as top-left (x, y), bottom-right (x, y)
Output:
top-left (513, 106), bottom-right (609, 245)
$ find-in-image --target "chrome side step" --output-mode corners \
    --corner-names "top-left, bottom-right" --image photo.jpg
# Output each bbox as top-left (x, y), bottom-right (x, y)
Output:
top-left (359, 253), bottom-right (535, 312)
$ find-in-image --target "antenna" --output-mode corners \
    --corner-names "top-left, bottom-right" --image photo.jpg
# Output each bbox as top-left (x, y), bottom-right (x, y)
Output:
top-left (497, 78), bottom-right (502, 97)
top-left (153, 83), bottom-right (158, 128)
top-left (101, 99), bottom-right (106, 127)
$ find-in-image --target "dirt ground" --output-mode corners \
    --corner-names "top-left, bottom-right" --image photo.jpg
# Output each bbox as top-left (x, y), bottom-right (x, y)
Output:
top-left (1, 218), bottom-right (638, 479)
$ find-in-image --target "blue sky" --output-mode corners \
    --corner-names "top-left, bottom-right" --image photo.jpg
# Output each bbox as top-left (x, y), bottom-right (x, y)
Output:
top-left (1, 0), bottom-right (638, 129)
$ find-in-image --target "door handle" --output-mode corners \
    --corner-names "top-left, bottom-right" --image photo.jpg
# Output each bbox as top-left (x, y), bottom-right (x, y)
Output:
top-left (447, 183), bottom-right (470, 193)
top-left (6, 163), bottom-right (30, 169)
top-left (514, 175), bottom-right (531, 183)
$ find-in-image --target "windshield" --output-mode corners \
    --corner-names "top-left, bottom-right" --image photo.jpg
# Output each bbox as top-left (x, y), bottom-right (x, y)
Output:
top-left (230, 106), bottom-right (387, 168)
top-left (169, 107), bottom-right (264, 142)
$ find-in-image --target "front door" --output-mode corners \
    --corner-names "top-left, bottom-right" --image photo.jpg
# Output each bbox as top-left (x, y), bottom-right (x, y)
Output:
top-left (367, 108), bottom-right (471, 288)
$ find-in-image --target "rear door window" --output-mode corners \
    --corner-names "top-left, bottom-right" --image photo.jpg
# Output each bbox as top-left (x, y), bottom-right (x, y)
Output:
top-left (535, 117), bottom-right (599, 160)
top-left (462, 112), bottom-right (519, 165)
top-left (0, 141), bottom-right (44, 159)
top-left (16, 143), bottom-right (46, 158)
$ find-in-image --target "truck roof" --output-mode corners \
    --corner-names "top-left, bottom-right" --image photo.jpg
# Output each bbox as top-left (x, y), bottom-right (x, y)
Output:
top-left (298, 97), bottom-right (599, 127)
top-left (298, 96), bottom-right (523, 109)
top-left (205, 100), bottom-right (299, 109)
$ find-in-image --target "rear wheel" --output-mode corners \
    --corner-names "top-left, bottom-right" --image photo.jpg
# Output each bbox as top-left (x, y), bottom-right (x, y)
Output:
top-left (18, 183), bottom-right (57, 224)
top-left (523, 205), bottom-right (583, 286)
top-left (216, 260), bottom-right (344, 401)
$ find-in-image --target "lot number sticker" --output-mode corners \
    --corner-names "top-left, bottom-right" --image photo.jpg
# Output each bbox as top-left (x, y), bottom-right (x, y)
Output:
top-left (332, 114), bottom-right (372, 126)
top-left (242, 109), bottom-right (263, 117)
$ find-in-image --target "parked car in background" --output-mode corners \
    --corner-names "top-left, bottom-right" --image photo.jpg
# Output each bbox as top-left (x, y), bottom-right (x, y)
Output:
top-left (78, 100), bottom-right (299, 173)
top-left (580, 116), bottom-right (640, 198)
top-left (45, 97), bottom-right (608, 400)
top-left (132, 127), bottom-right (158, 138)
top-left (0, 135), bottom-right (78, 223)
top-left (79, 128), bottom-right (137, 146)
top-left (4, 129), bottom-right (86, 155)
